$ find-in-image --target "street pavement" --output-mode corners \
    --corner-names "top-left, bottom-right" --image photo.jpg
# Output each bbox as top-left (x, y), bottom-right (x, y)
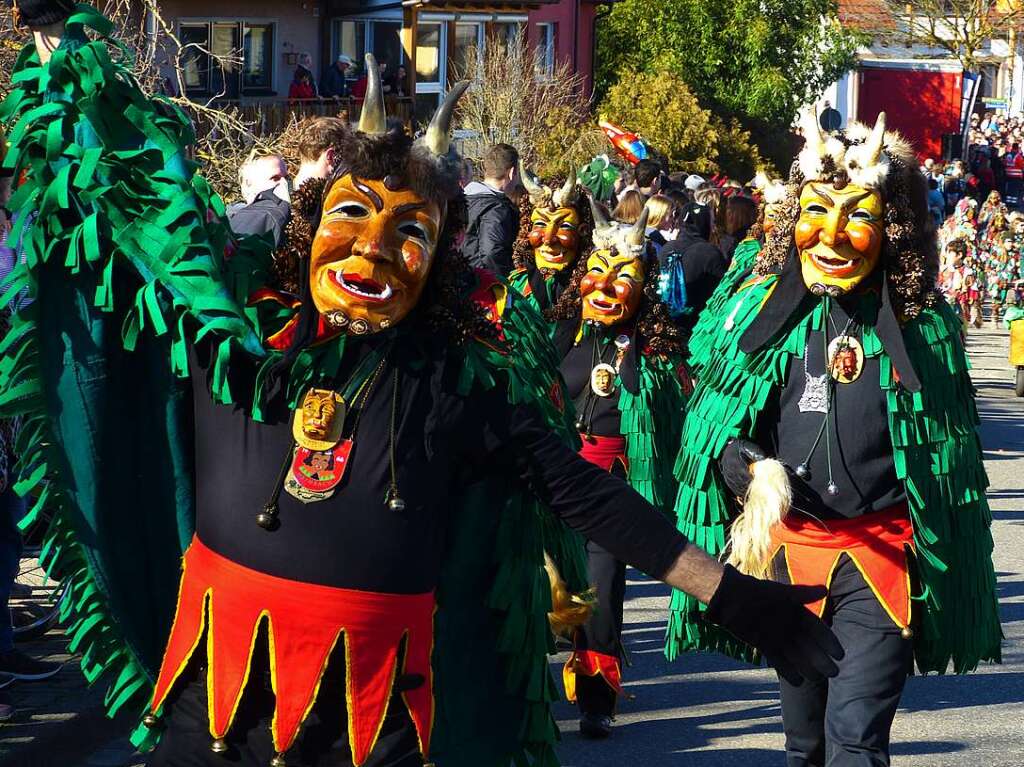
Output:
top-left (554, 322), bottom-right (1024, 767)
top-left (0, 322), bottom-right (1022, 767)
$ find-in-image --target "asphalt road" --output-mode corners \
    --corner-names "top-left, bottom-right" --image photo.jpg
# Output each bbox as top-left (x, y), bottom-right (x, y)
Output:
top-left (554, 323), bottom-right (1024, 767)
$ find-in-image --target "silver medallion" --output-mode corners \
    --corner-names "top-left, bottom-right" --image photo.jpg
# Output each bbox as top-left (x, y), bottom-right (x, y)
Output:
top-left (797, 371), bottom-right (828, 414)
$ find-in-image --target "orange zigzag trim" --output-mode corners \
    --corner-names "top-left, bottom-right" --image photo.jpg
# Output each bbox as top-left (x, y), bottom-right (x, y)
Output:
top-left (150, 536), bottom-right (435, 764)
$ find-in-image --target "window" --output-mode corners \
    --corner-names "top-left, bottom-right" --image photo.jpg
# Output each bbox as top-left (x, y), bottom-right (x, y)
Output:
top-left (536, 22), bottom-right (556, 78)
top-left (493, 22), bottom-right (525, 49)
top-left (178, 20), bottom-right (275, 97)
top-left (331, 19), bottom-right (403, 85)
top-left (451, 23), bottom-right (483, 78)
top-left (416, 23), bottom-right (442, 84)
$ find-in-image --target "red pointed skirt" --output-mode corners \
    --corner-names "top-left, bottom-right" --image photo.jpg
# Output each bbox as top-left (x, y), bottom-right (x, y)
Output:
top-left (149, 536), bottom-right (435, 765)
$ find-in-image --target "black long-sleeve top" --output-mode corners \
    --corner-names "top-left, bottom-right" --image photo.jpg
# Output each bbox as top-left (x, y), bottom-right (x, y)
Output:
top-left (755, 299), bottom-right (905, 520)
top-left (191, 333), bottom-right (687, 594)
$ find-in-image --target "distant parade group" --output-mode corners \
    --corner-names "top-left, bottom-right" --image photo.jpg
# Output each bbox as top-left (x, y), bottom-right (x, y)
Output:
top-left (0, 2), bottom-right (1004, 767)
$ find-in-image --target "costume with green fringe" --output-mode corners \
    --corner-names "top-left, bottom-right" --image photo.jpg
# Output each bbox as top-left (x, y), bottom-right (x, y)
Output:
top-left (664, 270), bottom-right (1002, 675)
top-left (0, 10), bottom-right (644, 767)
top-left (554, 312), bottom-right (685, 719)
top-left (509, 266), bottom-right (563, 317)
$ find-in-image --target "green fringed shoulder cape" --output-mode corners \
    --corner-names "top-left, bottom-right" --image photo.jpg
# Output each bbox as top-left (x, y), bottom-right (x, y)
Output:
top-left (618, 346), bottom-right (686, 516)
top-left (664, 273), bottom-right (1002, 674)
top-left (0, 10), bottom-right (586, 765)
top-left (509, 265), bottom-right (559, 316)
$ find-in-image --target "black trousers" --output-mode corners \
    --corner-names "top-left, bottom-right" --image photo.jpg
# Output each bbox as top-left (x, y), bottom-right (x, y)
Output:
top-left (147, 641), bottom-right (422, 767)
top-left (575, 537), bottom-right (627, 717)
top-left (777, 554), bottom-right (914, 767)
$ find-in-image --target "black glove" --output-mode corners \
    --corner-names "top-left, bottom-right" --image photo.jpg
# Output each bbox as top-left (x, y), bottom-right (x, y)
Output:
top-left (718, 438), bottom-right (768, 498)
top-left (706, 564), bottom-right (844, 685)
top-left (12, 0), bottom-right (75, 28)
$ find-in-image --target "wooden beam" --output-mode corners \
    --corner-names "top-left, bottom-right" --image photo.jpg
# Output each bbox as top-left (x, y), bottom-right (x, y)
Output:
top-left (401, 4), bottom-right (419, 100)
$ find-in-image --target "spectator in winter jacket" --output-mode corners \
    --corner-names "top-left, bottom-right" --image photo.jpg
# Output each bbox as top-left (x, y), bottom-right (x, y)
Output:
top-left (321, 55), bottom-right (353, 99)
top-left (462, 144), bottom-right (521, 276)
top-left (228, 154), bottom-right (291, 247)
top-left (659, 201), bottom-right (727, 329)
top-left (927, 178), bottom-right (946, 227)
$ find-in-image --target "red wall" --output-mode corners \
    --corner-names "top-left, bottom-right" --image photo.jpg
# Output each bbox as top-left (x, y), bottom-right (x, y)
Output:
top-left (857, 67), bottom-right (962, 162)
top-left (528, 0), bottom-right (599, 96)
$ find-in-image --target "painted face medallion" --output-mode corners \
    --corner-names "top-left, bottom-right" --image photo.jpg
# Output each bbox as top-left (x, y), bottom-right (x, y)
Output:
top-left (580, 249), bottom-right (645, 326)
top-left (827, 335), bottom-right (864, 384)
top-left (310, 174), bottom-right (442, 332)
top-left (527, 206), bottom-right (580, 272)
top-left (284, 441), bottom-right (354, 502)
top-left (795, 182), bottom-right (884, 296)
top-left (590, 363), bottom-right (617, 397)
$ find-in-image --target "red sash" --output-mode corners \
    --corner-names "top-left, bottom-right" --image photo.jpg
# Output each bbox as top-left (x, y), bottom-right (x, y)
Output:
top-left (578, 434), bottom-right (628, 473)
top-left (150, 537), bottom-right (436, 765)
top-left (770, 503), bottom-right (915, 629)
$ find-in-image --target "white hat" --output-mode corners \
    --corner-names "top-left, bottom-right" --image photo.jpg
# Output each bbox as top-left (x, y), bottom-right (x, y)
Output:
top-left (337, 54), bottom-right (354, 66)
top-left (684, 174), bottom-right (705, 191)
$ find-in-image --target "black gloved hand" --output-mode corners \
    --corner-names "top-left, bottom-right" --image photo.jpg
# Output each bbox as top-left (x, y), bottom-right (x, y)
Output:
top-left (706, 564), bottom-right (844, 685)
top-left (718, 438), bottom-right (768, 498)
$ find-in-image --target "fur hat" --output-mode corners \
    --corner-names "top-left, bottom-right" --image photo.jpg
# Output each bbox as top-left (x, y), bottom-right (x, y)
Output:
top-left (326, 54), bottom-right (466, 209)
top-left (520, 160), bottom-right (579, 211)
top-left (756, 109), bottom-right (938, 321)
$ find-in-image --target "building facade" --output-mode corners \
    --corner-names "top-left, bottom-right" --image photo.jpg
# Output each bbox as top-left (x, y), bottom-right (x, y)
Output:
top-left (809, 0), bottom-right (1023, 161)
top-left (155, 0), bottom-right (609, 117)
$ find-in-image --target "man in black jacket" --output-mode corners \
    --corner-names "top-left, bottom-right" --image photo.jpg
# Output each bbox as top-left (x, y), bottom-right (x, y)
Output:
top-left (463, 144), bottom-right (520, 276)
top-left (659, 202), bottom-right (726, 329)
top-left (227, 154), bottom-right (291, 247)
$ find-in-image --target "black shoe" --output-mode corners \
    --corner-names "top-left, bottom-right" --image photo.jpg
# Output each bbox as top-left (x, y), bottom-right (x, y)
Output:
top-left (0, 649), bottom-right (62, 681)
top-left (579, 712), bottom-right (613, 739)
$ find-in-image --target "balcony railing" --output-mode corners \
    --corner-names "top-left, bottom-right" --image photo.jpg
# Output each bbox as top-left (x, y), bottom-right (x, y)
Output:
top-left (193, 96), bottom-right (416, 137)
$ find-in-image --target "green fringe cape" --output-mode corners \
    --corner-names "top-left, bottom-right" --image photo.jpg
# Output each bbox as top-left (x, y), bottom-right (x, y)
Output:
top-left (664, 274), bottom-right (1002, 674)
top-left (0, 9), bottom-right (586, 765)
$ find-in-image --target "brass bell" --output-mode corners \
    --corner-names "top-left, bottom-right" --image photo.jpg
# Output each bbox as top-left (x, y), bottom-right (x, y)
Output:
top-left (256, 503), bottom-right (279, 530)
top-left (210, 737), bottom-right (229, 755)
top-left (270, 754), bottom-right (287, 767)
top-left (142, 712), bottom-right (160, 728)
top-left (900, 627), bottom-right (914, 639)
top-left (388, 496), bottom-right (406, 512)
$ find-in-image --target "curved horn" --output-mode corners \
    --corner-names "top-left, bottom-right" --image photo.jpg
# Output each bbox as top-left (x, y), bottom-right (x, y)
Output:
top-left (865, 111), bottom-right (887, 164)
top-left (357, 53), bottom-right (387, 135)
top-left (627, 207), bottom-right (650, 247)
top-left (552, 175), bottom-right (576, 208)
top-left (424, 80), bottom-right (470, 156)
top-left (800, 107), bottom-right (825, 157)
top-left (519, 158), bottom-right (547, 202)
top-left (587, 195), bottom-right (612, 231)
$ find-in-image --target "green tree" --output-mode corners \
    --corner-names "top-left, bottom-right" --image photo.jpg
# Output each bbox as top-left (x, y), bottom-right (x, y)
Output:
top-left (599, 69), bottom-right (768, 176)
top-left (596, 0), bottom-right (862, 167)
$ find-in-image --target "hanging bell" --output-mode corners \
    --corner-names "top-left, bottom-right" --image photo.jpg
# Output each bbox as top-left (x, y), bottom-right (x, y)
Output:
top-left (826, 482), bottom-right (840, 497)
top-left (256, 502), bottom-right (279, 530)
top-left (574, 418), bottom-right (585, 432)
top-left (270, 754), bottom-right (288, 767)
top-left (142, 712), bottom-right (160, 729)
top-left (795, 464), bottom-right (810, 480)
top-left (900, 626), bottom-right (914, 639)
top-left (386, 487), bottom-right (406, 512)
top-left (210, 738), bottom-right (229, 755)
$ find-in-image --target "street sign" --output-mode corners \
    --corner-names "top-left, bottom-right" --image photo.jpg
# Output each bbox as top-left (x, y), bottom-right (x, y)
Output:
top-left (982, 97), bottom-right (1009, 109)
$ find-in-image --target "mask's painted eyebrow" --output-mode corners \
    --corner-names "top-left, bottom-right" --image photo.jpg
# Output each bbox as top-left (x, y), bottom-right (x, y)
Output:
top-left (353, 178), bottom-right (383, 212)
top-left (808, 184), bottom-right (834, 206)
top-left (394, 202), bottom-right (426, 217)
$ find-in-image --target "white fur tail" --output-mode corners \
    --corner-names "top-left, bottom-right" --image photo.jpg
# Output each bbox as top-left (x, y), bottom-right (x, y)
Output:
top-left (726, 458), bottom-right (791, 578)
